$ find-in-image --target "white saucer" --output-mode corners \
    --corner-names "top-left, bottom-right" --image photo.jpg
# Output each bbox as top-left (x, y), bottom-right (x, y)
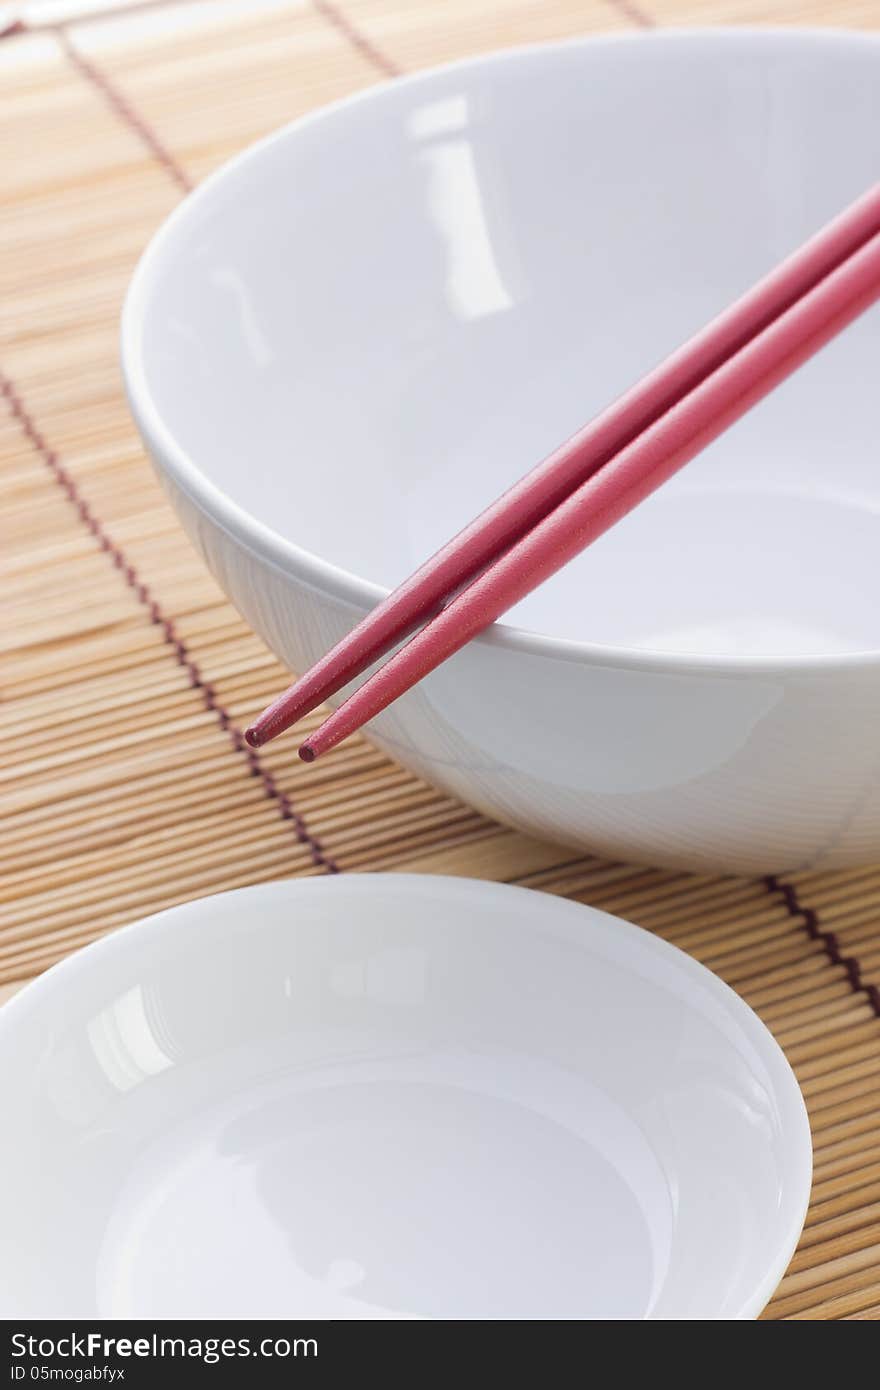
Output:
top-left (0, 875), bottom-right (811, 1319)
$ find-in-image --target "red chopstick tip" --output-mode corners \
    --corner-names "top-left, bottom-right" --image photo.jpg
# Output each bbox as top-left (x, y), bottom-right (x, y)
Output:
top-left (299, 742), bottom-right (317, 763)
top-left (243, 724), bottom-right (264, 749)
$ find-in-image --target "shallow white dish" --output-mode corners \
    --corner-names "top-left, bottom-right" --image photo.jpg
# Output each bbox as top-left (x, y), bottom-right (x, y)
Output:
top-left (0, 875), bottom-right (810, 1319)
top-left (123, 29), bottom-right (880, 875)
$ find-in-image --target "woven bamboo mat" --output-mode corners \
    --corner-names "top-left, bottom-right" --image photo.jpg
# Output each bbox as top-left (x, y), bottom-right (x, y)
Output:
top-left (3, 0), bottom-right (880, 1321)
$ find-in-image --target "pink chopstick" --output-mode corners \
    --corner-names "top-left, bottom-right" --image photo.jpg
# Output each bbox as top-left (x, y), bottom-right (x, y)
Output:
top-left (245, 183), bottom-right (880, 749)
top-left (300, 226), bottom-right (880, 761)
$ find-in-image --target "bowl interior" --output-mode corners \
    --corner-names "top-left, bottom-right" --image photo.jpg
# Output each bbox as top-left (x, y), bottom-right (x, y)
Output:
top-left (131, 30), bottom-right (880, 658)
top-left (0, 877), bottom-right (809, 1319)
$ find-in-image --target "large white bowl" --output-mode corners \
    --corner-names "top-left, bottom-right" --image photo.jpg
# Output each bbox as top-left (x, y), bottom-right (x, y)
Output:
top-left (123, 29), bottom-right (880, 875)
top-left (0, 876), bottom-right (811, 1319)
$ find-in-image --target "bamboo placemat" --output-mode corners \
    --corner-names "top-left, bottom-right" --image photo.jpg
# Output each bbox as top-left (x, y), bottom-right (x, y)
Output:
top-left (3, 0), bottom-right (880, 1321)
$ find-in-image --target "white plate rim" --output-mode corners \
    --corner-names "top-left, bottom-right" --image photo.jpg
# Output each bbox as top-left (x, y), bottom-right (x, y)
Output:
top-left (0, 873), bottom-right (813, 1319)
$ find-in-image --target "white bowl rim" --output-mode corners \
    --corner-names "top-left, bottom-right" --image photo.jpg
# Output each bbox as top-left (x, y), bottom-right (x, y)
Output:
top-left (0, 873), bottom-right (813, 1320)
top-left (121, 25), bottom-right (880, 679)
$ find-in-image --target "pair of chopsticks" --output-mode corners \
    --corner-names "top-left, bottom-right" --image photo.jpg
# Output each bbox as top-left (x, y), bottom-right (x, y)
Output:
top-left (246, 183), bottom-right (880, 762)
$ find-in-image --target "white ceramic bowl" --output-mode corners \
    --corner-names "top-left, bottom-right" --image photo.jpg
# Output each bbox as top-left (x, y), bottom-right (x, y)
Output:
top-left (0, 876), bottom-right (811, 1319)
top-left (123, 29), bottom-right (880, 875)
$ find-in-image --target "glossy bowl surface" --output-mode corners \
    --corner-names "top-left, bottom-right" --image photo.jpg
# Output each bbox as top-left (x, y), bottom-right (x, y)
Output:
top-left (0, 876), bottom-right (811, 1319)
top-left (123, 29), bottom-right (880, 872)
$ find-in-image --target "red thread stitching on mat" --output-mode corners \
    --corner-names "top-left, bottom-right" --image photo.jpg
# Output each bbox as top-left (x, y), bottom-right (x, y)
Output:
top-left (46, 31), bottom-right (338, 871)
top-left (605, 0), bottom-right (653, 27)
top-left (57, 29), bottom-right (193, 193)
top-left (765, 875), bottom-right (880, 1018)
top-left (1, 371), bottom-right (339, 873)
top-left (311, 0), bottom-right (400, 77)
